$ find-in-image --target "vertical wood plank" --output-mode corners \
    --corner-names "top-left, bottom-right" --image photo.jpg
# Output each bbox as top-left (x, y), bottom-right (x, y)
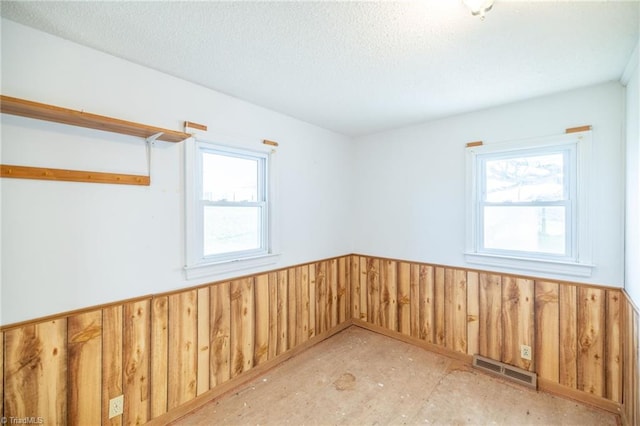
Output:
top-left (230, 278), bottom-right (255, 377)
top-left (380, 259), bottom-right (398, 331)
top-left (4, 320), bottom-right (67, 425)
top-left (102, 306), bottom-right (123, 426)
top-left (350, 256), bottom-right (361, 320)
top-left (534, 281), bottom-right (559, 383)
top-left (366, 258), bottom-right (380, 325)
top-left (254, 274), bottom-right (270, 366)
top-left (210, 282), bottom-right (230, 387)
top-left (452, 269), bottom-right (468, 354)
top-left (150, 297), bottom-right (168, 418)
top-left (398, 262), bottom-right (411, 336)
top-left (299, 265), bottom-right (310, 342)
top-left (605, 290), bottom-right (622, 402)
top-left (277, 270), bottom-right (288, 354)
top-left (295, 267), bottom-right (304, 344)
top-left (168, 291), bottom-right (198, 409)
top-left (444, 268), bottom-right (455, 350)
top-left (123, 299), bottom-right (150, 425)
top-left (0, 330), bottom-right (3, 420)
top-left (197, 288), bottom-right (210, 396)
top-left (559, 284), bottom-right (578, 388)
top-left (479, 273), bottom-right (502, 360)
top-left (434, 267), bottom-right (446, 346)
top-left (577, 287), bottom-right (605, 396)
top-left (308, 265), bottom-right (316, 338)
top-left (409, 264), bottom-right (420, 338)
top-left (288, 268), bottom-right (298, 349)
top-left (359, 257), bottom-right (368, 321)
top-left (68, 310), bottom-right (102, 425)
top-left (315, 262), bottom-right (328, 334)
top-left (502, 278), bottom-right (534, 370)
top-left (466, 271), bottom-right (479, 356)
top-left (329, 258), bottom-right (339, 328)
top-left (338, 257), bottom-right (348, 324)
top-left (268, 273), bottom-right (279, 359)
top-left (420, 265), bottom-right (435, 344)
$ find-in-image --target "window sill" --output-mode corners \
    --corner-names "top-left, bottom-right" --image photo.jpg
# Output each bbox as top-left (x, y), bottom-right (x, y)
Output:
top-left (184, 253), bottom-right (281, 280)
top-left (464, 252), bottom-right (594, 277)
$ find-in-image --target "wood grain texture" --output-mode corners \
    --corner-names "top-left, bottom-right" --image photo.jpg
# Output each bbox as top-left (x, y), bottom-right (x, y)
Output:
top-left (295, 267), bottom-right (304, 344)
top-left (409, 264), bottom-right (420, 338)
top-left (559, 284), bottom-right (578, 388)
top-left (338, 257), bottom-right (348, 324)
top-left (68, 310), bottom-right (102, 425)
top-left (268, 273), bottom-right (279, 358)
top-left (315, 262), bottom-right (328, 334)
top-left (210, 282), bottom-right (230, 387)
top-left (366, 258), bottom-right (380, 326)
top-left (605, 290), bottom-right (621, 403)
top-left (479, 273), bottom-right (502, 360)
top-left (466, 271), bottom-right (479, 356)
top-left (230, 278), bottom-right (255, 377)
top-left (0, 330), bottom-right (3, 419)
top-left (254, 274), bottom-right (270, 366)
top-left (452, 269), bottom-right (467, 353)
top-left (150, 297), bottom-right (169, 418)
top-left (502, 278), bottom-right (534, 370)
top-left (299, 266), bottom-right (311, 342)
top-left (398, 262), bottom-right (411, 336)
top-left (434, 267), bottom-right (446, 346)
top-left (168, 291), bottom-right (198, 409)
top-left (123, 300), bottom-right (150, 425)
top-left (102, 306), bottom-right (123, 426)
top-left (277, 271), bottom-right (288, 355)
top-left (197, 287), bottom-right (211, 396)
top-left (420, 265), bottom-right (435, 344)
top-left (288, 269), bottom-right (298, 349)
top-left (4, 320), bottom-right (67, 424)
top-left (350, 256), bottom-right (361, 320)
top-left (329, 259), bottom-right (339, 329)
top-left (577, 287), bottom-right (605, 396)
top-left (535, 281), bottom-right (559, 383)
top-left (1, 164), bottom-right (150, 186)
top-left (380, 260), bottom-right (397, 331)
top-left (308, 266), bottom-right (316, 338)
top-left (359, 257), bottom-right (369, 321)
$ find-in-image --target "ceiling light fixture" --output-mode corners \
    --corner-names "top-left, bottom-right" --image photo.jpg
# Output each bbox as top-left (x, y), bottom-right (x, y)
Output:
top-left (463, 0), bottom-right (495, 19)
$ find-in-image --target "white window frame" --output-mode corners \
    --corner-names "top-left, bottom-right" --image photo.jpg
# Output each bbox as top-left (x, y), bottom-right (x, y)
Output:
top-left (465, 130), bottom-right (594, 277)
top-left (184, 138), bottom-right (279, 279)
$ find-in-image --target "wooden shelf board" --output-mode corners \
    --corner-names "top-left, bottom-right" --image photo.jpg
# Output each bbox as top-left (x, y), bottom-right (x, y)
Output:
top-left (1, 164), bottom-right (150, 186)
top-left (0, 95), bottom-right (191, 143)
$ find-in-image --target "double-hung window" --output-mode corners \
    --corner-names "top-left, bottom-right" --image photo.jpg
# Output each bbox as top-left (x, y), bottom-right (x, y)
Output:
top-left (465, 130), bottom-right (593, 277)
top-left (185, 140), bottom-right (278, 279)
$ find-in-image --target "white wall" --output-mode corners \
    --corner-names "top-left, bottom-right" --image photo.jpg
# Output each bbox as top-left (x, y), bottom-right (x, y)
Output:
top-left (625, 39), bottom-right (640, 307)
top-left (353, 82), bottom-right (625, 286)
top-left (0, 19), bottom-right (354, 325)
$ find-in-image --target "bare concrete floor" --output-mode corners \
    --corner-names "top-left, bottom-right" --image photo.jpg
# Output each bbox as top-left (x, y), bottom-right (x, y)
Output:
top-left (173, 327), bottom-right (618, 426)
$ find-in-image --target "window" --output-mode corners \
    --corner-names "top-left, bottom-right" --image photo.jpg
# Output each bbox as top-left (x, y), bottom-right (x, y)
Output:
top-left (185, 140), bottom-right (278, 279)
top-left (465, 130), bottom-right (593, 277)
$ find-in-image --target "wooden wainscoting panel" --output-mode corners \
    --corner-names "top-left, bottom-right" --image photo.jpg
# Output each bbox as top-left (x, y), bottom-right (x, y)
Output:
top-left (366, 258), bottom-right (380, 326)
top-left (479, 273), bottom-right (502, 361)
top-left (4, 319), bottom-right (67, 424)
top-left (123, 299), bottom-right (150, 425)
top-left (316, 261), bottom-right (329, 334)
top-left (605, 290), bottom-right (622, 403)
top-left (230, 278), bottom-right (255, 377)
top-left (150, 296), bottom-right (169, 418)
top-left (409, 264), bottom-right (420, 338)
top-left (308, 266), bottom-right (317, 339)
top-left (299, 265), bottom-right (311, 343)
top-left (534, 281), bottom-right (559, 383)
top-left (329, 258), bottom-right (339, 329)
top-left (577, 287), bottom-right (605, 397)
top-left (197, 287), bottom-right (211, 396)
top-left (338, 257), bottom-right (349, 324)
top-left (380, 259), bottom-right (397, 332)
top-left (397, 261), bottom-right (411, 336)
top-left (559, 284), bottom-right (578, 388)
top-left (350, 256), bottom-right (361, 320)
top-left (168, 290), bottom-right (198, 409)
top-left (102, 306), bottom-right (123, 426)
top-left (452, 269), bottom-right (468, 354)
top-left (434, 267), bottom-right (446, 346)
top-left (210, 282), bottom-right (230, 387)
top-left (466, 271), bottom-right (480, 356)
top-left (288, 268), bottom-right (298, 349)
top-left (502, 278), bottom-right (534, 371)
top-left (420, 265), bottom-right (435, 344)
top-left (254, 274), bottom-right (270, 366)
top-left (68, 310), bottom-right (102, 425)
top-left (4, 318), bottom-right (67, 424)
top-left (0, 330), bottom-right (3, 419)
top-left (276, 271), bottom-right (288, 355)
top-left (268, 273), bottom-right (279, 358)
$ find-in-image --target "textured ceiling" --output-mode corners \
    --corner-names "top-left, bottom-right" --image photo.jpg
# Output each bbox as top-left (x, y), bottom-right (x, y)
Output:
top-left (1, 1), bottom-right (638, 136)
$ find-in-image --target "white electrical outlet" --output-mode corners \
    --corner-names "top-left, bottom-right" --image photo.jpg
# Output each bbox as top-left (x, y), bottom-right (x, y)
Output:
top-left (520, 344), bottom-right (532, 361)
top-left (109, 395), bottom-right (124, 419)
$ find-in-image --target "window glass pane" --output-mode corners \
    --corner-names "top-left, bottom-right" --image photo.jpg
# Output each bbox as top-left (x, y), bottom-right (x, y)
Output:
top-left (485, 153), bottom-right (564, 202)
top-left (202, 152), bottom-right (258, 202)
top-left (204, 206), bottom-right (261, 256)
top-left (483, 206), bottom-right (565, 255)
